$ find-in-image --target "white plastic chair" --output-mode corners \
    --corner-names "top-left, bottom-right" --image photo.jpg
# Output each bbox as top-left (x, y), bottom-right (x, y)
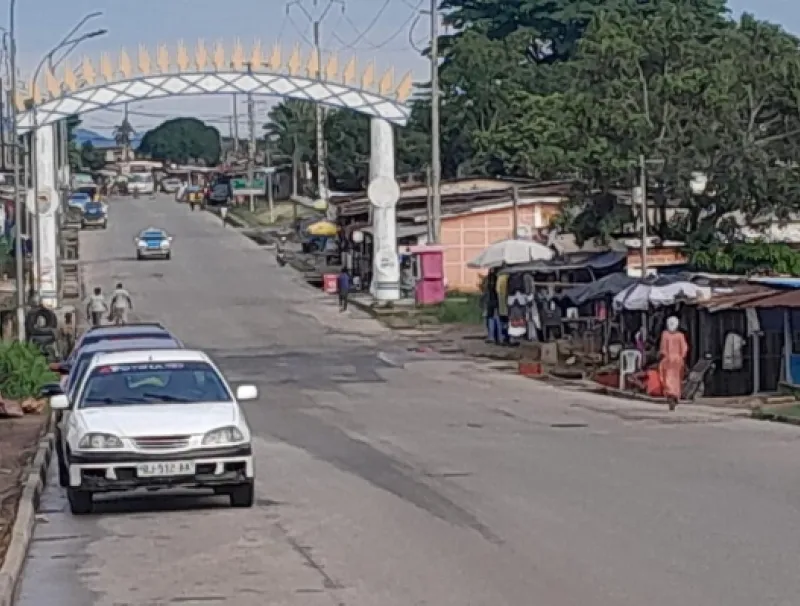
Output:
top-left (619, 349), bottom-right (643, 389)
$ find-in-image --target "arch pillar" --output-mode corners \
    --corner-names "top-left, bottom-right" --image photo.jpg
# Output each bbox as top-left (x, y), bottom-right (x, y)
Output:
top-left (34, 123), bottom-right (60, 307)
top-left (368, 117), bottom-right (400, 302)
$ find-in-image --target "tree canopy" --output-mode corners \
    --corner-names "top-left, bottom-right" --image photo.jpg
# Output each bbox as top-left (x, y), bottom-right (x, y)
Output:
top-left (138, 118), bottom-right (221, 165)
top-left (260, 0), bottom-right (800, 271)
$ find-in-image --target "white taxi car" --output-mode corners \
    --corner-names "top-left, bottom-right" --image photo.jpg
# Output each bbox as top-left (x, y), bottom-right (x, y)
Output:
top-left (50, 349), bottom-right (257, 514)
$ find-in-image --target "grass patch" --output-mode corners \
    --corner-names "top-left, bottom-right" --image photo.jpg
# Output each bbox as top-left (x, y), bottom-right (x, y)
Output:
top-left (752, 403), bottom-right (800, 425)
top-left (232, 202), bottom-right (316, 226)
top-left (434, 293), bottom-right (483, 325)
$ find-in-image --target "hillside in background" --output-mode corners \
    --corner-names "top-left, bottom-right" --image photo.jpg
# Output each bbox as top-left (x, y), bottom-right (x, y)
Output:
top-left (73, 128), bottom-right (143, 149)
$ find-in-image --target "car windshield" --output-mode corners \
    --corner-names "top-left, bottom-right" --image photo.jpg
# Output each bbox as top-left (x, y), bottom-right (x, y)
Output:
top-left (78, 361), bottom-right (232, 408)
top-left (141, 230), bottom-right (166, 239)
top-left (85, 203), bottom-right (103, 211)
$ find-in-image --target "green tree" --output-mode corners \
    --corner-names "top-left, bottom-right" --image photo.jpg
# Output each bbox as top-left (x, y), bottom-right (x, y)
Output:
top-left (79, 141), bottom-right (106, 171)
top-left (66, 115), bottom-right (83, 172)
top-left (138, 118), bottom-right (221, 165)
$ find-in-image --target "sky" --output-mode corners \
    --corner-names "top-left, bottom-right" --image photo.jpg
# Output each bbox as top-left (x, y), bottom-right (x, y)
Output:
top-left (5, 0), bottom-right (798, 136)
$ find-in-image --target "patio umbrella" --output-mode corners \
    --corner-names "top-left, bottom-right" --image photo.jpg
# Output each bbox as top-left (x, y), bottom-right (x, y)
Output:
top-left (468, 239), bottom-right (553, 269)
top-left (613, 281), bottom-right (712, 311)
top-left (306, 220), bottom-right (338, 237)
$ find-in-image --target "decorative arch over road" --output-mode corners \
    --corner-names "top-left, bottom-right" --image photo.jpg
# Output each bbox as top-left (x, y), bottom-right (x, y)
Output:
top-left (15, 39), bottom-right (413, 132)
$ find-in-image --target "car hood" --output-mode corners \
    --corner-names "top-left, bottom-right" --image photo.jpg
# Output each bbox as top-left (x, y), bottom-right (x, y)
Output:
top-left (76, 402), bottom-right (238, 437)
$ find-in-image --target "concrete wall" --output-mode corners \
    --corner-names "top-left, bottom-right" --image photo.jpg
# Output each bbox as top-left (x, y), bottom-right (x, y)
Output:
top-left (441, 202), bottom-right (560, 292)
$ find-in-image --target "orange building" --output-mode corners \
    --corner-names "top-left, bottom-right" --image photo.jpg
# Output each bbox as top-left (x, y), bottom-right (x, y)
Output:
top-left (441, 195), bottom-right (564, 292)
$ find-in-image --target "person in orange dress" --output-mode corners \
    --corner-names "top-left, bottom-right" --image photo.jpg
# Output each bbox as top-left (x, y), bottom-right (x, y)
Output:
top-left (659, 316), bottom-right (688, 410)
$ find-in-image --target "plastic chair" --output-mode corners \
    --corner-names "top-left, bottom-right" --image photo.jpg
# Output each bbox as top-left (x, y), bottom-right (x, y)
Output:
top-left (619, 349), bottom-right (643, 389)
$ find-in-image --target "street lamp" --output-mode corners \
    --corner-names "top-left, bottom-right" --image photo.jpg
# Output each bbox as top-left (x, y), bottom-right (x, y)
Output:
top-left (30, 27), bottom-right (106, 299)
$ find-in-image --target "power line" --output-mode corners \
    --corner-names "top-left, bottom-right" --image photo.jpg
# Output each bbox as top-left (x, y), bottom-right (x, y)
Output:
top-left (332, 0), bottom-right (424, 52)
top-left (333, 0), bottom-right (390, 50)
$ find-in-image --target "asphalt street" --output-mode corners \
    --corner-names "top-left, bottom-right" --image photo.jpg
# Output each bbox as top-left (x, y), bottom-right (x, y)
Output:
top-left (15, 194), bottom-right (800, 606)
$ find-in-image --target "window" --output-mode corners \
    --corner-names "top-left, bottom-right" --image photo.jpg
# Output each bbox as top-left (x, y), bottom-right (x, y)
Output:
top-left (78, 361), bottom-right (232, 408)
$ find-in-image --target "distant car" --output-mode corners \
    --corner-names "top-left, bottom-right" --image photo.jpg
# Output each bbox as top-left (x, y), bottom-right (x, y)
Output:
top-left (68, 192), bottom-right (91, 211)
top-left (81, 201), bottom-right (107, 229)
top-left (135, 227), bottom-right (172, 260)
top-left (161, 178), bottom-right (181, 194)
top-left (206, 177), bottom-right (232, 206)
top-left (51, 348), bottom-right (258, 514)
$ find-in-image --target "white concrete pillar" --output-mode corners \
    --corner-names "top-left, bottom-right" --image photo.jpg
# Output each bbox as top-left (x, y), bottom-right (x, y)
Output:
top-left (368, 117), bottom-right (400, 301)
top-left (33, 124), bottom-right (59, 307)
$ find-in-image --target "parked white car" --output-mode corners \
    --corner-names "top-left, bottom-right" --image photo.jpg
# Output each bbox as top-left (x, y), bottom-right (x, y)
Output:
top-left (51, 348), bottom-right (258, 514)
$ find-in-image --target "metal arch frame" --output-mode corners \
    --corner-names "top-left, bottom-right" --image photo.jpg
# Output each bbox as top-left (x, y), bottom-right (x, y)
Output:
top-left (16, 70), bottom-right (411, 133)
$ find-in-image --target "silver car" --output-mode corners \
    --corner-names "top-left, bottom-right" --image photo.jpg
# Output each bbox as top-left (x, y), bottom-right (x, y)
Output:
top-left (134, 227), bottom-right (172, 260)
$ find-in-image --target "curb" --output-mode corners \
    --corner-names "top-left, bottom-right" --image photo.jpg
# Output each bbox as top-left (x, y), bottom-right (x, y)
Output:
top-left (0, 429), bottom-right (54, 606)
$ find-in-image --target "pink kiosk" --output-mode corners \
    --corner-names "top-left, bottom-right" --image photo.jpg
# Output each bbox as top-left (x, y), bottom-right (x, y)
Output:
top-left (402, 244), bottom-right (446, 305)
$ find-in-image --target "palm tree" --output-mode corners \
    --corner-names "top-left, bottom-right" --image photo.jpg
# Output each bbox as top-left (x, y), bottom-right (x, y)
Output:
top-left (113, 118), bottom-right (135, 157)
top-left (263, 100), bottom-right (316, 165)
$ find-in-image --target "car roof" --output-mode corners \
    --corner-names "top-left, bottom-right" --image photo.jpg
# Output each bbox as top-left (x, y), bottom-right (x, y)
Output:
top-left (78, 337), bottom-right (181, 354)
top-left (139, 227), bottom-right (167, 235)
top-left (89, 348), bottom-right (210, 368)
top-left (84, 324), bottom-right (170, 337)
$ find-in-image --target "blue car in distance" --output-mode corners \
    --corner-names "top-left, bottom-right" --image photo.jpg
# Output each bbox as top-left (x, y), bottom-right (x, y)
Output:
top-left (135, 226), bottom-right (172, 260)
top-left (81, 201), bottom-right (107, 229)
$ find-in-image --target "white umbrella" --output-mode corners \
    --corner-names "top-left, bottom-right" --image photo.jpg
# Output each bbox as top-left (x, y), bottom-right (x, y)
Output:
top-left (468, 239), bottom-right (553, 269)
top-left (613, 281), bottom-right (712, 311)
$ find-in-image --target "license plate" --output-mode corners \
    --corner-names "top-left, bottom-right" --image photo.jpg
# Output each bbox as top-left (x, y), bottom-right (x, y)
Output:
top-left (137, 461), bottom-right (195, 477)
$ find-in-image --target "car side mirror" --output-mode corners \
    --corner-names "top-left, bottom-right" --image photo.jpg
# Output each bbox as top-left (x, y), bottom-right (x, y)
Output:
top-left (50, 394), bottom-right (69, 410)
top-left (235, 384), bottom-right (258, 401)
top-left (40, 382), bottom-right (64, 398)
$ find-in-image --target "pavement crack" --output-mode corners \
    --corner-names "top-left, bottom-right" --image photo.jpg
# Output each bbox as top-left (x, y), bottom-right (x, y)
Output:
top-left (274, 521), bottom-right (344, 591)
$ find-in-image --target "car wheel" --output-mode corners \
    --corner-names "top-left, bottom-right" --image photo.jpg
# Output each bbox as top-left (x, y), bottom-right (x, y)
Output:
top-left (102, 222), bottom-right (107, 229)
top-left (165, 252), bottom-right (171, 260)
top-left (228, 480), bottom-right (254, 508)
top-left (67, 487), bottom-right (92, 515)
top-left (136, 251), bottom-right (143, 260)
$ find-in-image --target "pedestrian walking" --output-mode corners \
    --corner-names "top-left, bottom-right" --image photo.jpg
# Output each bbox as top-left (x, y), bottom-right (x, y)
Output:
top-left (85, 287), bottom-right (108, 327)
top-left (337, 267), bottom-right (351, 312)
top-left (658, 316), bottom-right (688, 410)
top-left (109, 282), bottom-right (133, 325)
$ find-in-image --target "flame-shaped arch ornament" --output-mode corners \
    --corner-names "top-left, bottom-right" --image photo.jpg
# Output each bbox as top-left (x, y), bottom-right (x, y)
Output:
top-left (15, 39), bottom-right (413, 133)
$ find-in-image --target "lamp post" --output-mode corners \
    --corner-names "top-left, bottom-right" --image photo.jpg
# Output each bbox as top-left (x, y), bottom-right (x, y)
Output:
top-left (29, 27), bottom-right (106, 299)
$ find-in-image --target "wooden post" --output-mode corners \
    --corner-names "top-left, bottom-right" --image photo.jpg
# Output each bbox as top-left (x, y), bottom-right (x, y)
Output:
top-left (511, 185), bottom-right (519, 239)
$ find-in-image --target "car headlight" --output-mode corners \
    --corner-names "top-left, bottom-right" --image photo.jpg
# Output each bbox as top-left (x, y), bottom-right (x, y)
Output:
top-left (160, 240), bottom-right (169, 248)
top-left (202, 426), bottom-right (244, 446)
top-left (78, 433), bottom-right (124, 449)
top-left (137, 240), bottom-right (146, 247)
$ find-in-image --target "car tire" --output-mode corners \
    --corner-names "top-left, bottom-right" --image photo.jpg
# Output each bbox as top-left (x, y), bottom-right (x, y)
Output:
top-left (55, 434), bottom-right (69, 488)
top-left (101, 222), bottom-right (107, 229)
top-left (67, 487), bottom-right (92, 515)
top-left (228, 481), bottom-right (254, 508)
top-left (136, 251), bottom-right (143, 261)
top-left (165, 252), bottom-right (171, 261)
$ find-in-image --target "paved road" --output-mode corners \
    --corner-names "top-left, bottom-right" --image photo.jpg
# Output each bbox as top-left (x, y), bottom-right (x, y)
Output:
top-left (15, 194), bottom-right (800, 606)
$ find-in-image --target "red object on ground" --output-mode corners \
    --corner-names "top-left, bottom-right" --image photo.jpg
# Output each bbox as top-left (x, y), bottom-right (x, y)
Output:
top-left (519, 361), bottom-right (543, 377)
top-left (594, 370), bottom-right (620, 388)
top-left (323, 274), bottom-right (338, 294)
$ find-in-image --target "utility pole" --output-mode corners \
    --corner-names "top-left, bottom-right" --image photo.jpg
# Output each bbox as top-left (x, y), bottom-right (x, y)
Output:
top-left (0, 77), bottom-right (6, 171)
top-left (637, 153), bottom-right (648, 344)
top-left (313, 21), bottom-right (326, 202)
top-left (287, 0), bottom-right (344, 203)
top-left (232, 94), bottom-right (239, 156)
top-left (123, 102), bottom-right (130, 160)
top-left (429, 0), bottom-right (441, 243)
top-left (291, 133), bottom-right (299, 222)
top-left (265, 136), bottom-right (274, 223)
top-left (247, 90), bottom-right (256, 213)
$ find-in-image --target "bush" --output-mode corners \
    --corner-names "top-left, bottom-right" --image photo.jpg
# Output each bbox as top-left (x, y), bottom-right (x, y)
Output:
top-left (435, 293), bottom-right (484, 324)
top-left (0, 341), bottom-right (58, 400)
